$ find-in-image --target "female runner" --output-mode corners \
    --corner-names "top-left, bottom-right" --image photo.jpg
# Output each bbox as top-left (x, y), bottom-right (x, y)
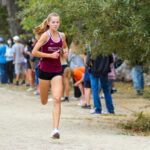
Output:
top-left (32, 12), bottom-right (68, 139)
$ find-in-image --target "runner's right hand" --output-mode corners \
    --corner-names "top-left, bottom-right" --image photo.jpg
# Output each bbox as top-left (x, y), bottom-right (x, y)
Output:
top-left (50, 50), bottom-right (60, 59)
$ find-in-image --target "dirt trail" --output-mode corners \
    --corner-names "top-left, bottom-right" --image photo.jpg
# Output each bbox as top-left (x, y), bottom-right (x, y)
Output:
top-left (0, 86), bottom-right (150, 150)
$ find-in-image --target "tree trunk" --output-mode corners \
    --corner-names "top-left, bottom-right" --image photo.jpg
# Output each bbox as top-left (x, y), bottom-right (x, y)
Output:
top-left (1, 0), bottom-right (22, 36)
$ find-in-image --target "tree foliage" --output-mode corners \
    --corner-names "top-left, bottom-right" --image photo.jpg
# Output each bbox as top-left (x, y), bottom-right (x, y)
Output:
top-left (0, 5), bottom-right (9, 36)
top-left (0, 0), bottom-right (23, 37)
top-left (17, 0), bottom-right (150, 66)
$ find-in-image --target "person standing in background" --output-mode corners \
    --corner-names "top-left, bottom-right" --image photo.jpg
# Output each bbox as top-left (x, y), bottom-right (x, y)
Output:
top-left (31, 37), bottom-right (41, 95)
top-left (87, 53), bottom-right (115, 114)
top-left (60, 52), bottom-right (69, 101)
top-left (80, 53), bottom-right (92, 109)
top-left (0, 37), bottom-right (8, 84)
top-left (108, 53), bottom-right (116, 93)
top-left (132, 65), bottom-right (144, 95)
top-left (67, 40), bottom-right (84, 100)
top-left (13, 35), bottom-right (26, 86)
top-left (5, 38), bottom-right (14, 84)
top-left (24, 40), bottom-right (34, 91)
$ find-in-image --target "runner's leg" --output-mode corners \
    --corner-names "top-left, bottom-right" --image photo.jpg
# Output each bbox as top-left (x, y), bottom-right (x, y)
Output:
top-left (51, 76), bottom-right (63, 129)
top-left (39, 78), bottom-right (50, 105)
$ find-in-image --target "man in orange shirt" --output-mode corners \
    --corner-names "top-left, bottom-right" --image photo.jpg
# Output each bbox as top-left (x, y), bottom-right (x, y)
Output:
top-left (63, 67), bottom-right (85, 103)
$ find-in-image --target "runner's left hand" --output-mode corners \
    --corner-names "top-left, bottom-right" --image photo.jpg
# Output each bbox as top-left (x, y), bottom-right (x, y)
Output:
top-left (63, 51), bottom-right (68, 59)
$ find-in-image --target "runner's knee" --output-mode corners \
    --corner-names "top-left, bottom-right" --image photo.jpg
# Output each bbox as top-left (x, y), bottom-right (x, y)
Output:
top-left (53, 97), bottom-right (60, 104)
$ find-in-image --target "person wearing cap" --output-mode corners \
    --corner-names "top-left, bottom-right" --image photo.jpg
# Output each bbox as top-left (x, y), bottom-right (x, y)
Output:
top-left (0, 37), bottom-right (8, 84)
top-left (12, 35), bottom-right (25, 86)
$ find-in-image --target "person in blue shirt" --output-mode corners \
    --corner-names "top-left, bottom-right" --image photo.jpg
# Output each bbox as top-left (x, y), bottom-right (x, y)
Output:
top-left (0, 37), bottom-right (8, 84)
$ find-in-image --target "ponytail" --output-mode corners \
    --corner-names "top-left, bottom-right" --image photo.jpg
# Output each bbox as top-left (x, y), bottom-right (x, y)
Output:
top-left (33, 19), bottom-right (49, 38)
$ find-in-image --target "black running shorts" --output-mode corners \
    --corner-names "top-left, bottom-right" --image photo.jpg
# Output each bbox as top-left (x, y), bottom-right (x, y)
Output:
top-left (38, 68), bottom-right (62, 80)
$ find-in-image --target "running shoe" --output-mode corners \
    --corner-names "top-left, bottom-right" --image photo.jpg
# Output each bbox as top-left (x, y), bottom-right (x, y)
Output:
top-left (27, 87), bottom-right (34, 92)
top-left (21, 80), bottom-right (25, 85)
top-left (34, 90), bottom-right (40, 95)
top-left (102, 109), bottom-right (109, 114)
top-left (81, 105), bottom-right (91, 109)
top-left (61, 97), bottom-right (69, 102)
top-left (51, 129), bottom-right (60, 139)
top-left (90, 108), bottom-right (101, 114)
top-left (102, 109), bottom-right (115, 114)
top-left (77, 99), bottom-right (84, 106)
top-left (14, 81), bottom-right (19, 86)
top-left (111, 88), bottom-right (117, 94)
top-left (136, 90), bottom-right (143, 95)
top-left (71, 97), bottom-right (78, 101)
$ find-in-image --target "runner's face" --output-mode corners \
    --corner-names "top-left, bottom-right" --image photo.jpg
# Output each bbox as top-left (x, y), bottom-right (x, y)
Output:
top-left (48, 16), bottom-right (60, 31)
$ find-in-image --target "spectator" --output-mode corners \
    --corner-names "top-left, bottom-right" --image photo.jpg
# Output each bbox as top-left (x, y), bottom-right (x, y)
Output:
top-left (5, 38), bottom-right (14, 84)
top-left (31, 37), bottom-right (40, 95)
top-left (33, 60), bottom-right (40, 95)
top-left (61, 54), bottom-right (69, 101)
top-left (68, 41), bottom-right (84, 69)
top-left (87, 53), bottom-right (115, 114)
top-left (63, 67), bottom-right (85, 105)
top-left (132, 65), bottom-right (144, 95)
top-left (81, 54), bottom-right (92, 109)
top-left (13, 35), bottom-right (26, 86)
top-left (67, 40), bottom-right (84, 99)
top-left (108, 53), bottom-right (116, 93)
top-left (24, 40), bottom-right (34, 91)
top-left (0, 37), bottom-right (8, 84)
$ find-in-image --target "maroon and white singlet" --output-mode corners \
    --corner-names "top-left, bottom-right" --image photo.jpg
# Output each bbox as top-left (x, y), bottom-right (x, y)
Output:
top-left (40, 30), bottom-right (63, 73)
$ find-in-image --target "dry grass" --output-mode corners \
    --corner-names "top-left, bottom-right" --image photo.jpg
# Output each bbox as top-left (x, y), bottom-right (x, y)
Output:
top-left (119, 112), bottom-right (150, 135)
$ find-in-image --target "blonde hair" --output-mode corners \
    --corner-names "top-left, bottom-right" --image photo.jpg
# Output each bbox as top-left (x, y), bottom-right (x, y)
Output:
top-left (70, 40), bottom-right (79, 54)
top-left (34, 12), bottom-right (59, 37)
top-left (64, 67), bottom-right (74, 80)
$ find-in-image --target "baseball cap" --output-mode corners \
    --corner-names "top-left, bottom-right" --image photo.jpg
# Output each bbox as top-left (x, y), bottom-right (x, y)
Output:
top-left (13, 35), bottom-right (20, 41)
top-left (0, 37), bottom-right (4, 43)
